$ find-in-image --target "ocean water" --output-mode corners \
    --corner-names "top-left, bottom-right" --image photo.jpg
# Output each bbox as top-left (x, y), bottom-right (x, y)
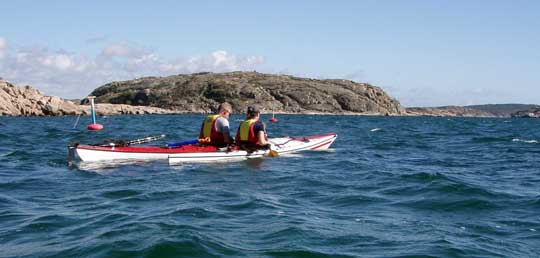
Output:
top-left (0, 114), bottom-right (539, 258)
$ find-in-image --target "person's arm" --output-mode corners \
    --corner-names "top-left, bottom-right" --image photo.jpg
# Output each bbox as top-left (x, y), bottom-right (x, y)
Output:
top-left (223, 131), bottom-right (233, 144)
top-left (218, 118), bottom-right (234, 144)
top-left (255, 121), bottom-right (269, 145)
top-left (199, 122), bottom-right (204, 139)
top-left (257, 130), bottom-right (269, 145)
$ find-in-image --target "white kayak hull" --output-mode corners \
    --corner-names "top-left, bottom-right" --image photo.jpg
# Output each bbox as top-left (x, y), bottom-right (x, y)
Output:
top-left (74, 133), bottom-right (337, 163)
top-left (168, 133), bottom-right (337, 164)
top-left (75, 148), bottom-right (170, 162)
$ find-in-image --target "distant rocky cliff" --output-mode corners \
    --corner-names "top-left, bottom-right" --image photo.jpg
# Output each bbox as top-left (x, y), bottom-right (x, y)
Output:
top-left (90, 72), bottom-right (405, 115)
top-left (406, 104), bottom-right (540, 118)
top-left (405, 106), bottom-right (495, 117)
top-left (512, 108), bottom-right (540, 118)
top-left (0, 79), bottom-right (174, 116)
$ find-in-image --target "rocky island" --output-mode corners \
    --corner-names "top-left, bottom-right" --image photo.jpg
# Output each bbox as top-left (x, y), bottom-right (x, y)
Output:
top-left (406, 106), bottom-right (495, 117)
top-left (90, 71), bottom-right (405, 115)
top-left (407, 104), bottom-right (540, 118)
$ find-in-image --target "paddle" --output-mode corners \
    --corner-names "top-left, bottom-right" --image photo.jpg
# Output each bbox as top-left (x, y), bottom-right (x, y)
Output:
top-left (267, 144), bottom-right (279, 157)
top-left (267, 148), bottom-right (279, 157)
top-left (91, 134), bottom-right (166, 147)
top-left (127, 134), bottom-right (166, 145)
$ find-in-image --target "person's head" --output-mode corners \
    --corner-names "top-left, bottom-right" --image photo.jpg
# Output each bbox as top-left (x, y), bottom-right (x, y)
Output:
top-left (217, 102), bottom-right (232, 118)
top-left (247, 106), bottom-right (260, 119)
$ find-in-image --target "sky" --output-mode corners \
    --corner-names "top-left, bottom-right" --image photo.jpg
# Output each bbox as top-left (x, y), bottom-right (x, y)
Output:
top-left (0, 0), bottom-right (539, 106)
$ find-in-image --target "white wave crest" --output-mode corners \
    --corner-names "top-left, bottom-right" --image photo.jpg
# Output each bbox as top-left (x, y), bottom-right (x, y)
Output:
top-left (512, 138), bottom-right (538, 144)
top-left (370, 128), bottom-right (381, 132)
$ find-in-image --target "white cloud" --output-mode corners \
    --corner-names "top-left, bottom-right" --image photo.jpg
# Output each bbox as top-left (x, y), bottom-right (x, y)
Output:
top-left (0, 39), bottom-right (265, 98)
top-left (40, 53), bottom-right (74, 70)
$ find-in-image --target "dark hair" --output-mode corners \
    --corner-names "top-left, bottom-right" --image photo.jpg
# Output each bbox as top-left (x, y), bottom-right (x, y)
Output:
top-left (247, 106), bottom-right (259, 116)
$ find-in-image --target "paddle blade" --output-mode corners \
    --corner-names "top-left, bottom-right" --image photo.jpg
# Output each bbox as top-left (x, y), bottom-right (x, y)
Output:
top-left (268, 149), bottom-right (279, 157)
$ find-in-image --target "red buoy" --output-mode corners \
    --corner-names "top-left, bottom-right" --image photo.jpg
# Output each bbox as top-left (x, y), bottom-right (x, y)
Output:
top-left (88, 123), bottom-right (104, 131)
top-left (269, 109), bottom-right (278, 123)
top-left (86, 96), bottom-right (104, 131)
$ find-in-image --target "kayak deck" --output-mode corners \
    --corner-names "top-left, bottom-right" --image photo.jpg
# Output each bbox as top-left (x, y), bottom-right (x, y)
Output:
top-left (168, 133), bottom-right (337, 164)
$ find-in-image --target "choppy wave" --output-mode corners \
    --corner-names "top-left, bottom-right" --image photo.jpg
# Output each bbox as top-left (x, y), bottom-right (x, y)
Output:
top-left (0, 115), bottom-right (539, 257)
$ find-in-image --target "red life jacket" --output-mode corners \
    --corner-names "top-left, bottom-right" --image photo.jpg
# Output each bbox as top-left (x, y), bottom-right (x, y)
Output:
top-left (200, 115), bottom-right (225, 145)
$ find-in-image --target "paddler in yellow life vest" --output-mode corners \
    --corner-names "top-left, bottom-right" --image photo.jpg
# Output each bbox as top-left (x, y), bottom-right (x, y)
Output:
top-left (236, 106), bottom-right (271, 150)
top-left (199, 102), bottom-right (234, 147)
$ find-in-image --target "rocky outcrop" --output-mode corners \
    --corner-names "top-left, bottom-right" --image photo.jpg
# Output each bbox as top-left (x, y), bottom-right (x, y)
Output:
top-left (0, 79), bottom-right (80, 116)
top-left (0, 79), bottom-right (175, 116)
top-left (406, 104), bottom-right (540, 118)
top-left (81, 104), bottom-right (177, 116)
top-left (90, 72), bottom-right (405, 115)
top-left (406, 106), bottom-right (495, 117)
top-left (466, 104), bottom-right (540, 117)
top-left (511, 108), bottom-right (540, 118)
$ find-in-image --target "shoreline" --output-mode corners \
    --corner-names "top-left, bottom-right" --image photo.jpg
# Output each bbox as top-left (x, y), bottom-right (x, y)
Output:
top-left (0, 109), bottom-right (510, 118)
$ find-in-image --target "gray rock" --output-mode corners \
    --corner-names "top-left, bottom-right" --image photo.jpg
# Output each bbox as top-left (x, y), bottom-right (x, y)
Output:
top-left (90, 72), bottom-right (405, 115)
top-left (0, 79), bottom-right (177, 116)
top-left (511, 108), bottom-right (540, 118)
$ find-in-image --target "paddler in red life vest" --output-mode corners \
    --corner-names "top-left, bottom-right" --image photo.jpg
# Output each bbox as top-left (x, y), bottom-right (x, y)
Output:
top-left (236, 106), bottom-right (271, 150)
top-left (199, 102), bottom-right (234, 147)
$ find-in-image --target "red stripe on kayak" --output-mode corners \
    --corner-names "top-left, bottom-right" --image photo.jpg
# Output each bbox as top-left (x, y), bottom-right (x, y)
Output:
top-left (77, 145), bottom-right (218, 153)
top-left (310, 140), bottom-right (333, 150)
top-left (292, 132), bottom-right (336, 141)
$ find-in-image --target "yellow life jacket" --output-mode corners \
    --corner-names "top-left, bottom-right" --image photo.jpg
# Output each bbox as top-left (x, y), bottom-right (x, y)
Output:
top-left (237, 118), bottom-right (259, 143)
top-left (200, 114), bottom-right (224, 144)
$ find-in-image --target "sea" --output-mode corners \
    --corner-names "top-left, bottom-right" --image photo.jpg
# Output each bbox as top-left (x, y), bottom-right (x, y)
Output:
top-left (0, 114), bottom-right (539, 258)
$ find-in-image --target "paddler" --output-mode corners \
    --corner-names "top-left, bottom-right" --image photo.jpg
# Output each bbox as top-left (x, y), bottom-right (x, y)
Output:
top-left (236, 106), bottom-right (271, 150)
top-left (199, 102), bottom-right (234, 147)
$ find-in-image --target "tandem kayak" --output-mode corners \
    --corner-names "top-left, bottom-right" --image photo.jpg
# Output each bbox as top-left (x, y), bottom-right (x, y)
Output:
top-left (73, 133), bottom-right (337, 163)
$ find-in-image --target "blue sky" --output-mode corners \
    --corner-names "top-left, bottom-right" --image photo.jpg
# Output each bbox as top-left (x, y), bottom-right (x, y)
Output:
top-left (1, 0), bottom-right (539, 106)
